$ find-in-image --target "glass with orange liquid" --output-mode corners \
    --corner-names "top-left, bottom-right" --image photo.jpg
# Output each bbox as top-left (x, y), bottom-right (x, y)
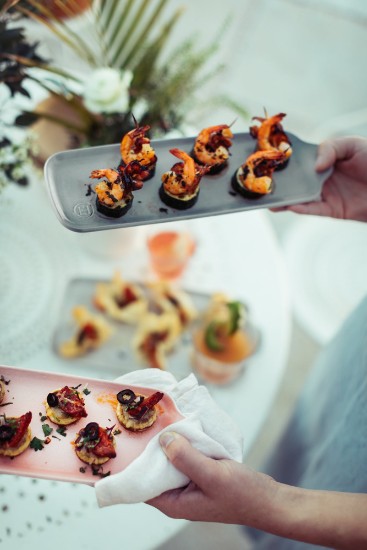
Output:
top-left (191, 296), bottom-right (259, 385)
top-left (147, 230), bottom-right (196, 279)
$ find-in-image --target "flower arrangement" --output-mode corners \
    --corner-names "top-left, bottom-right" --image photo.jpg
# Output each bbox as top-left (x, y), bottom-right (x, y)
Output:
top-left (0, 0), bottom-right (247, 189)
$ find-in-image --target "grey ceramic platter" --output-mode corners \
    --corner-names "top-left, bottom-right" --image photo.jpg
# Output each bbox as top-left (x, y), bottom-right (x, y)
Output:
top-left (44, 132), bottom-right (328, 233)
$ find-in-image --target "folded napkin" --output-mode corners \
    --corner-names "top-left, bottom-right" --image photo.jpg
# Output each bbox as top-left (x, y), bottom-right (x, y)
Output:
top-left (95, 369), bottom-right (244, 507)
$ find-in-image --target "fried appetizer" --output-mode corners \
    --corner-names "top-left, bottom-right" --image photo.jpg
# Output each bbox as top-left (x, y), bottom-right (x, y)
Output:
top-left (74, 422), bottom-right (116, 465)
top-left (192, 124), bottom-right (233, 174)
top-left (116, 389), bottom-right (163, 432)
top-left (147, 281), bottom-right (197, 328)
top-left (133, 312), bottom-right (181, 370)
top-left (120, 118), bottom-right (157, 181)
top-left (93, 272), bottom-right (148, 324)
top-left (250, 112), bottom-right (292, 169)
top-left (159, 149), bottom-right (206, 210)
top-left (0, 411), bottom-right (32, 457)
top-left (45, 385), bottom-right (88, 426)
top-left (0, 379), bottom-right (5, 404)
top-left (232, 150), bottom-right (286, 198)
top-left (59, 306), bottom-right (112, 358)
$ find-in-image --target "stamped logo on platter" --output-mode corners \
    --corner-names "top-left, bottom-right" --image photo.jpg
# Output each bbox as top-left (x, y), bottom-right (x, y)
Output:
top-left (73, 202), bottom-right (94, 217)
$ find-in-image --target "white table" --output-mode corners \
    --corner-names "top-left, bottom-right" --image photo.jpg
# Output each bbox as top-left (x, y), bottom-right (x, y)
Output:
top-left (0, 181), bottom-right (291, 550)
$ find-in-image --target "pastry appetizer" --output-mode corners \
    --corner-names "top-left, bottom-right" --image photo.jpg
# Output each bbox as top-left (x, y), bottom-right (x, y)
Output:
top-left (250, 112), bottom-right (292, 168)
top-left (148, 281), bottom-right (197, 329)
top-left (74, 422), bottom-right (116, 465)
top-left (0, 378), bottom-right (5, 404)
top-left (232, 150), bottom-right (286, 198)
top-left (159, 148), bottom-right (206, 210)
top-left (45, 385), bottom-right (88, 425)
top-left (58, 306), bottom-right (112, 358)
top-left (0, 411), bottom-right (32, 457)
top-left (133, 312), bottom-right (181, 370)
top-left (192, 294), bottom-right (257, 385)
top-left (192, 124), bottom-right (233, 174)
top-left (120, 118), bottom-right (157, 181)
top-left (93, 272), bottom-right (148, 324)
top-left (116, 389), bottom-right (164, 432)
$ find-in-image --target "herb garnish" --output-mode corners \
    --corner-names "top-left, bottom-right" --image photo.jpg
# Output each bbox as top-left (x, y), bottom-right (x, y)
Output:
top-left (42, 424), bottom-right (53, 437)
top-left (56, 426), bottom-right (67, 437)
top-left (30, 437), bottom-right (44, 452)
top-left (83, 388), bottom-right (91, 396)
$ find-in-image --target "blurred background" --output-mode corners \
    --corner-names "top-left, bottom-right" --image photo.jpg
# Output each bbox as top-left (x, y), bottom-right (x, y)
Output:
top-left (1, 0), bottom-right (367, 548)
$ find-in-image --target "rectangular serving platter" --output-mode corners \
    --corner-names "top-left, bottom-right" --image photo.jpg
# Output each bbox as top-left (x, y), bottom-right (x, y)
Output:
top-left (0, 365), bottom-right (183, 485)
top-left (53, 278), bottom-right (213, 380)
top-left (44, 132), bottom-right (327, 232)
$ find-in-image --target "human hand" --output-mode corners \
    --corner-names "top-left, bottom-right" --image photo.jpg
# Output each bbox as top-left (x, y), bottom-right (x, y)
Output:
top-left (272, 136), bottom-right (367, 221)
top-left (146, 432), bottom-right (279, 528)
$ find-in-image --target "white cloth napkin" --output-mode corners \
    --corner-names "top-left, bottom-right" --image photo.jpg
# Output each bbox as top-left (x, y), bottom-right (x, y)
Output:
top-left (95, 369), bottom-right (244, 507)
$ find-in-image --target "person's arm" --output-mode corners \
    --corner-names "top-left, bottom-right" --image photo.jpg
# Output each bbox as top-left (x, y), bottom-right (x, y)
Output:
top-left (272, 136), bottom-right (367, 222)
top-left (147, 432), bottom-right (367, 550)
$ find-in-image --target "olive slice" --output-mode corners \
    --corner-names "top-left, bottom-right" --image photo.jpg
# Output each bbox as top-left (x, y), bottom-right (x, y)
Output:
top-left (117, 389), bottom-right (136, 405)
top-left (83, 422), bottom-right (99, 441)
top-left (0, 425), bottom-right (14, 441)
top-left (47, 392), bottom-right (59, 407)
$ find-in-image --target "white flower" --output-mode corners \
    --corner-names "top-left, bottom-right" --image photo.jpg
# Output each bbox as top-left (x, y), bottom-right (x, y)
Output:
top-left (83, 68), bottom-right (133, 114)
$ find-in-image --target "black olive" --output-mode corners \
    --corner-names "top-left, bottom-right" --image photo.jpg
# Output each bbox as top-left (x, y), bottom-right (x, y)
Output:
top-left (0, 425), bottom-right (15, 441)
top-left (83, 422), bottom-right (99, 441)
top-left (117, 389), bottom-right (136, 405)
top-left (47, 392), bottom-right (59, 407)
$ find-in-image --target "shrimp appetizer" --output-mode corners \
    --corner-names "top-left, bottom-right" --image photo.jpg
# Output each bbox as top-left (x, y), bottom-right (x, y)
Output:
top-left (133, 311), bottom-right (181, 370)
top-left (116, 389), bottom-right (164, 432)
top-left (192, 124), bottom-right (233, 174)
top-left (0, 411), bottom-right (32, 457)
top-left (250, 112), bottom-right (292, 169)
top-left (120, 119), bottom-right (157, 181)
top-left (74, 422), bottom-right (116, 465)
top-left (45, 385), bottom-right (88, 426)
top-left (58, 306), bottom-right (112, 358)
top-left (93, 271), bottom-right (148, 324)
top-left (159, 148), bottom-right (206, 210)
top-left (232, 150), bottom-right (286, 198)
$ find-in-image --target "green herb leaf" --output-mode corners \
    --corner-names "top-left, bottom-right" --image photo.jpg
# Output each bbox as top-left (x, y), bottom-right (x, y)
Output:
top-left (83, 388), bottom-right (91, 396)
top-left (56, 426), bottom-right (67, 437)
top-left (30, 437), bottom-right (44, 452)
top-left (42, 424), bottom-right (53, 437)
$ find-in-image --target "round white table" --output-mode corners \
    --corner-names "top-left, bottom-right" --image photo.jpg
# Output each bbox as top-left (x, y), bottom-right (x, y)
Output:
top-left (0, 180), bottom-right (291, 550)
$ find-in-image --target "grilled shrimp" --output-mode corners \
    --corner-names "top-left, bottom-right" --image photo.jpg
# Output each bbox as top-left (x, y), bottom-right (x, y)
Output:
top-left (193, 124), bottom-right (233, 166)
top-left (90, 168), bottom-right (124, 206)
top-left (120, 121), bottom-right (157, 169)
top-left (250, 113), bottom-right (292, 159)
top-left (240, 150), bottom-right (286, 194)
top-left (161, 149), bottom-right (204, 196)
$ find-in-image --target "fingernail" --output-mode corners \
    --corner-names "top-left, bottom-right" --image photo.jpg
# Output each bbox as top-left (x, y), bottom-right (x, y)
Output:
top-left (159, 431), bottom-right (179, 452)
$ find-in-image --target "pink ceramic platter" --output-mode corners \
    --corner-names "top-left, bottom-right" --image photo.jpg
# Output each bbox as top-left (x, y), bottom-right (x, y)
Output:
top-left (0, 365), bottom-right (183, 485)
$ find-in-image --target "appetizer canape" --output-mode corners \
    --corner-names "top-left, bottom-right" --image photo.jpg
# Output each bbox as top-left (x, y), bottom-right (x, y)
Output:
top-left (58, 306), bottom-right (112, 358)
top-left (148, 280), bottom-right (198, 329)
top-left (192, 124), bottom-right (233, 174)
top-left (191, 294), bottom-right (257, 385)
top-left (74, 422), bottom-right (116, 465)
top-left (133, 312), bottom-right (181, 370)
top-left (159, 148), bottom-right (206, 210)
top-left (45, 385), bottom-right (88, 426)
top-left (250, 112), bottom-right (292, 169)
top-left (0, 411), bottom-right (32, 457)
top-left (93, 272), bottom-right (148, 324)
top-left (120, 118), bottom-right (157, 181)
top-left (0, 378), bottom-right (5, 404)
top-left (232, 150), bottom-right (286, 198)
top-left (116, 389), bottom-right (164, 432)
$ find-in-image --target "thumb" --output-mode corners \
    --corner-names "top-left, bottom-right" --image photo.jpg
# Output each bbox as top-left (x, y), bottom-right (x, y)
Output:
top-left (159, 432), bottom-right (215, 488)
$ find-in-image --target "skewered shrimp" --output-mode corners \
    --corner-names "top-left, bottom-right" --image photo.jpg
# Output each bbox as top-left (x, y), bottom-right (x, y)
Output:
top-left (193, 124), bottom-right (233, 173)
top-left (233, 150), bottom-right (286, 196)
top-left (250, 112), bottom-right (292, 164)
top-left (120, 119), bottom-right (157, 180)
top-left (159, 149), bottom-right (206, 209)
